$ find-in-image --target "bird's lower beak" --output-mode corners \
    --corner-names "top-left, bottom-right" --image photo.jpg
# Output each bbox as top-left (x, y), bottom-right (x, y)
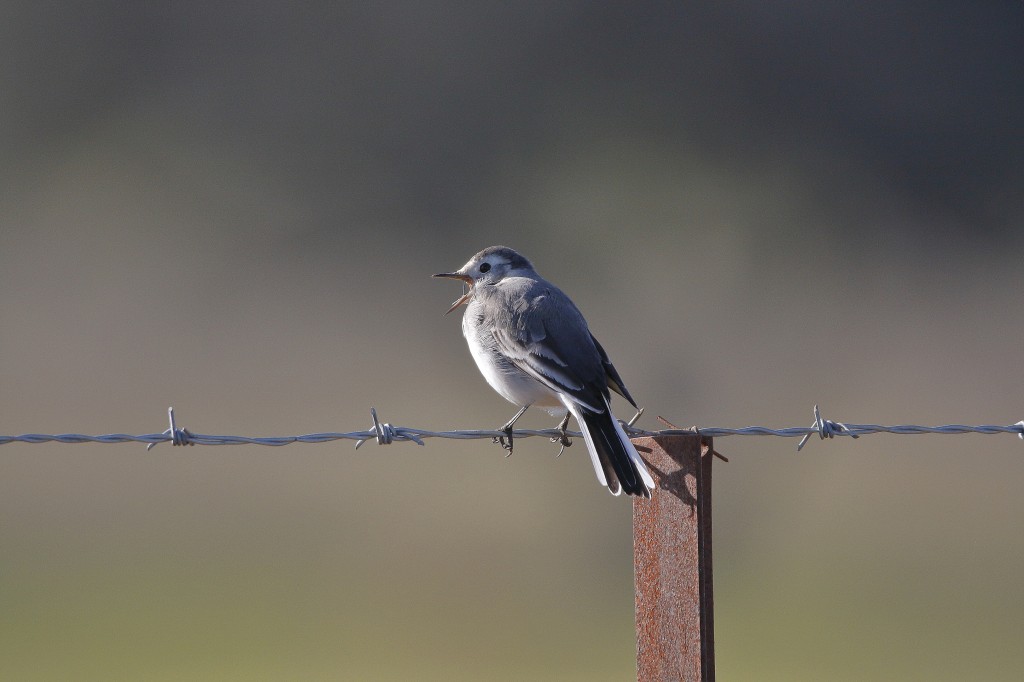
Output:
top-left (432, 272), bottom-right (474, 315)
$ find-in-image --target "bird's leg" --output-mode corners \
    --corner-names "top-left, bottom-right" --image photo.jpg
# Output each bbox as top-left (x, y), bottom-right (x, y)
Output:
top-left (496, 404), bottom-right (530, 456)
top-left (551, 411), bottom-right (572, 456)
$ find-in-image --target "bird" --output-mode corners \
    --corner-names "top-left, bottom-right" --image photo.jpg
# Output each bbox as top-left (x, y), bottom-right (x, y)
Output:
top-left (433, 246), bottom-right (654, 498)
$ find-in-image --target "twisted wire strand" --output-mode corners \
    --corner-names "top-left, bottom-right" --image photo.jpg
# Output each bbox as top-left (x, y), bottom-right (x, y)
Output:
top-left (1, 406), bottom-right (1022, 450)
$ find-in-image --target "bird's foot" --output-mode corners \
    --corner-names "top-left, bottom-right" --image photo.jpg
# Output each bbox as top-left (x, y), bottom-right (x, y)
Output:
top-left (494, 405), bottom-right (529, 458)
top-left (551, 413), bottom-right (572, 457)
top-left (550, 429), bottom-right (572, 457)
top-left (494, 425), bottom-right (515, 457)
top-left (554, 436), bottom-right (572, 458)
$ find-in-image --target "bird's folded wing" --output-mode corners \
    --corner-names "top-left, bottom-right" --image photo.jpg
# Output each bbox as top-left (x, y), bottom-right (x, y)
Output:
top-left (491, 292), bottom-right (607, 413)
top-left (590, 333), bottom-right (638, 409)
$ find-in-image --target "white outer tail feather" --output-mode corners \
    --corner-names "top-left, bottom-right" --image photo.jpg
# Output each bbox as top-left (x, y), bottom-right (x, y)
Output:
top-left (562, 399), bottom-right (609, 490)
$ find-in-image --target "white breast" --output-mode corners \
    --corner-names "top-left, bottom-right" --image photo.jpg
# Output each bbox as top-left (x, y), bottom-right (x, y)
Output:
top-left (462, 302), bottom-right (563, 412)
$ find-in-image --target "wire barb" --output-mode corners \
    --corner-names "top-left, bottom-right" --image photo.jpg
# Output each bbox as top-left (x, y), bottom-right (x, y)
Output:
top-left (626, 407), bottom-right (645, 429)
top-left (354, 408), bottom-right (426, 449)
top-left (796, 404), bottom-right (860, 451)
top-left (146, 407), bottom-right (194, 451)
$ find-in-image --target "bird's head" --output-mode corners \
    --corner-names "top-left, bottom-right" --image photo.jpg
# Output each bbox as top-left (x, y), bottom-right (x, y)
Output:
top-left (432, 246), bottom-right (535, 314)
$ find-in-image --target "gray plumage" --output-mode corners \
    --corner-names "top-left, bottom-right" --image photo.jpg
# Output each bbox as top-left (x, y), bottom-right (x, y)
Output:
top-left (434, 246), bottom-right (654, 498)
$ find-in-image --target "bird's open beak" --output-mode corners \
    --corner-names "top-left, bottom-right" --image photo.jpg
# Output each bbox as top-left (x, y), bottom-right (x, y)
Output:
top-left (432, 272), bottom-right (474, 315)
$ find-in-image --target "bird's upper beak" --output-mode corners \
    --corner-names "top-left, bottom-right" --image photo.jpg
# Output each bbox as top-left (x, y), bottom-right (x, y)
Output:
top-left (432, 271), bottom-right (474, 315)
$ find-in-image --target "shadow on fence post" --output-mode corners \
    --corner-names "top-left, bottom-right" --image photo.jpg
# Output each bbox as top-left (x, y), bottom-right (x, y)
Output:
top-left (632, 434), bottom-right (715, 682)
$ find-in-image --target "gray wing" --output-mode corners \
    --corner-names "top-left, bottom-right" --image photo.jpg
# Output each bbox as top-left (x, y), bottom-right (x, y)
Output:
top-left (489, 280), bottom-right (610, 413)
top-left (591, 333), bottom-right (638, 409)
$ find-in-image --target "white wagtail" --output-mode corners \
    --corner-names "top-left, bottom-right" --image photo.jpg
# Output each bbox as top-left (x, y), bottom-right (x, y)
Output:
top-left (434, 246), bottom-right (655, 498)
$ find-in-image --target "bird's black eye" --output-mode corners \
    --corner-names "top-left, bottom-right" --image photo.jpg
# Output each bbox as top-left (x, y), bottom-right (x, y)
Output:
top-left (479, 262), bottom-right (491, 273)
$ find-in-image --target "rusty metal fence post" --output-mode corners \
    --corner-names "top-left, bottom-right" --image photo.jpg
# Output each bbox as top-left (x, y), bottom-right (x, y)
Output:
top-left (633, 434), bottom-right (715, 682)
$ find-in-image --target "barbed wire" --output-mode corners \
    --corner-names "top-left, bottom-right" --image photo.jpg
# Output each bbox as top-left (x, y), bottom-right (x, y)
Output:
top-left (1, 406), bottom-right (1021, 451)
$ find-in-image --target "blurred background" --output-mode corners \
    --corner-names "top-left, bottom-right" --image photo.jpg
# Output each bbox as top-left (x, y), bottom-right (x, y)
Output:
top-left (2, 3), bottom-right (1022, 680)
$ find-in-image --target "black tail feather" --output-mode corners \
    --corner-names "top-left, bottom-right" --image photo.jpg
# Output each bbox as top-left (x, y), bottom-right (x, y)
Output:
top-left (579, 408), bottom-right (650, 498)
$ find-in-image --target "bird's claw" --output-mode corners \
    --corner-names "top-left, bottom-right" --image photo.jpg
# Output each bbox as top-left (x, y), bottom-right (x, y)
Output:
top-left (550, 431), bottom-right (572, 457)
top-left (551, 414), bottom-right (572, 457)
top-left (495, 426), bottom-right (515, 456)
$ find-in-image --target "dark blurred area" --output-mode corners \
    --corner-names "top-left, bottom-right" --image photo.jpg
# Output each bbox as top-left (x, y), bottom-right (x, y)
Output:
top-left (2, 3), bottom-right (1022, 680)
top-left (4, 3), bottom-right (1021, 241)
